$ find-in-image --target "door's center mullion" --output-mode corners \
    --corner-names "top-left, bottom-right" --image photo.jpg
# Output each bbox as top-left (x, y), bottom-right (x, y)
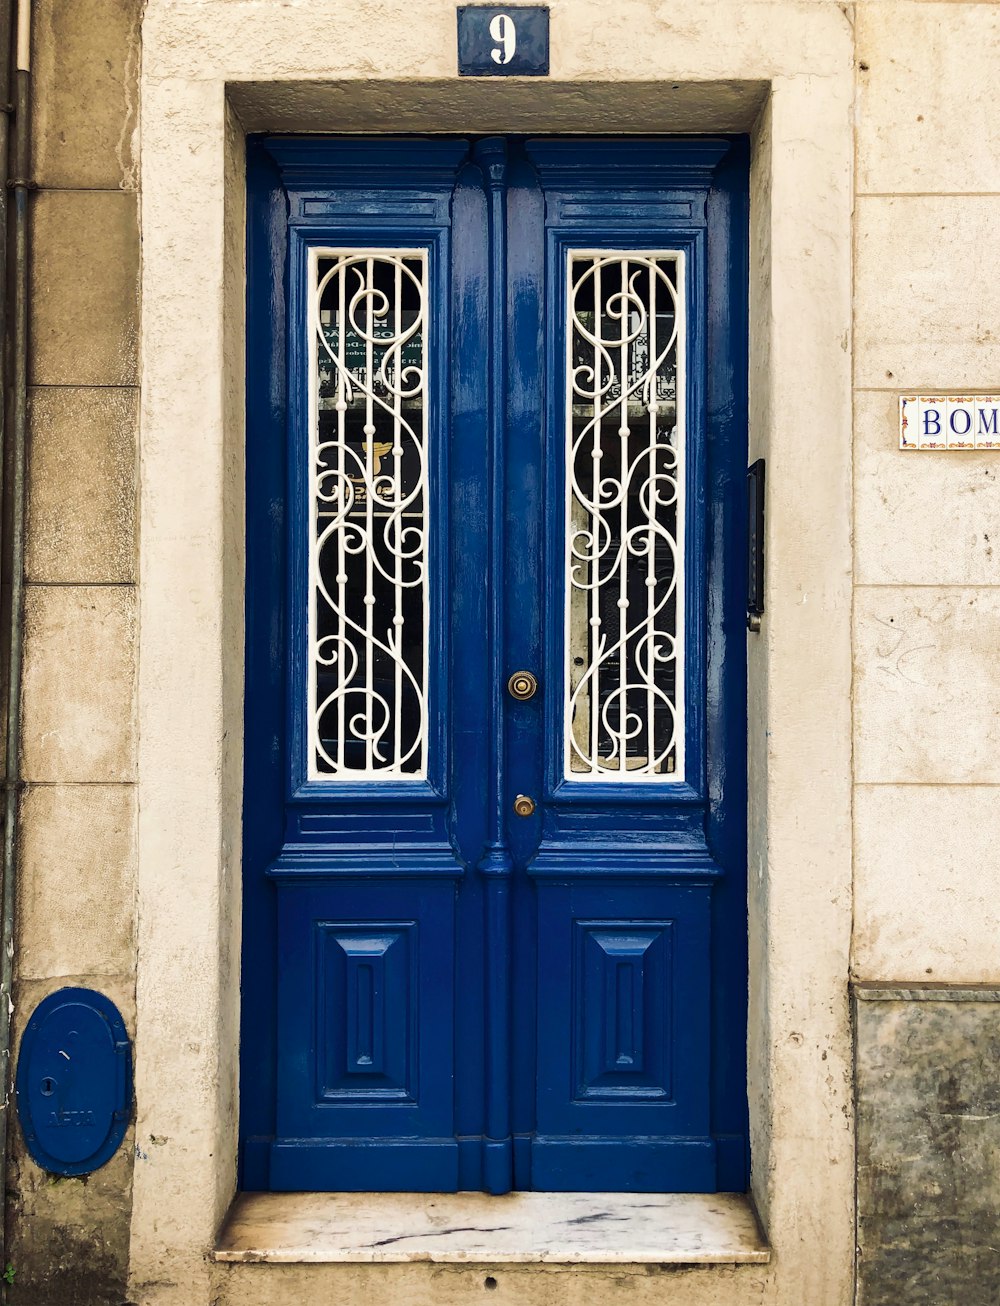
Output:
top-left (473, 137), bottom-right (515, 1197)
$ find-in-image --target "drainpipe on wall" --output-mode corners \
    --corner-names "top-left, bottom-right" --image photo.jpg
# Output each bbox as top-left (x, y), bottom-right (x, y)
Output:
top-left (0, 0), bottom-right (30, 1295)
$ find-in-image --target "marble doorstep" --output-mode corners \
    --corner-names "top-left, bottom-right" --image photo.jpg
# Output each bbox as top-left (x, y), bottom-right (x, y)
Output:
top-left (214, 1190), bottom-right (770, 1265)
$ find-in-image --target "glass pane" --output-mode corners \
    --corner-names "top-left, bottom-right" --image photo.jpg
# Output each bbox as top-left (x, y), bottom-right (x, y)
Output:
top-left (309, 250), bottom-right (429, 779)
top-left (565, 252), bottom-right (685, 781)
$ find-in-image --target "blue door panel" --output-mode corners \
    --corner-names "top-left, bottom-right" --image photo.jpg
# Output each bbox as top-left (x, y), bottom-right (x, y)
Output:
top-left (530, 1138), bottom-right (716, 1194)
top-left (574, 922), bottom-right (675, 1101)
top-left (534, 882), bottom-right (713, 1146)
top-left (269, 1139), bottom-right (460, 1193)
top-left (274, 880), bottom-right (456, 1138)
top-left (270, 878), bottom-right (459, 1191)
top-left (242, 135), bottom-right (750, 1194)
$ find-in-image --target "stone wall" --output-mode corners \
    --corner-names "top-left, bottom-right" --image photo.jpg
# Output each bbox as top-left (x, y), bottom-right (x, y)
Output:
top-left (852, 1), bottom-right (1000, 986)
top-left (854, 986), bottom-right (1000, 1304)
top-left (136, 5), bottom-right (857, 1302)
top-left (851, 10), bottom-right (1000, 1298)
top-left (5, 0), bottom-right (1000, 1303)
top-left (9, 0), bottom-right (140, 1302)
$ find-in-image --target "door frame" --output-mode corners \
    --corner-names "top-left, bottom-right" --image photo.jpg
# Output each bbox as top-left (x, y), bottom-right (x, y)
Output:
top-left (240, 135), bottom-right (750, 1195)
top-left (134, 41), bottom-right (854, 1302)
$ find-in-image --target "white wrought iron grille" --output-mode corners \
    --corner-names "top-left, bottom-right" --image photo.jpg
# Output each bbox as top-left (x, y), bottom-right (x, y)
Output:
top-left (308, 250), bottom-right (429, 780)
top-left (564, 251), bottom-right (685, 781)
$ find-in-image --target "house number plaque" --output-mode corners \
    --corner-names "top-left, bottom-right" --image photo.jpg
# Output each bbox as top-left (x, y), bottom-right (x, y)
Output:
top-left (457, 6), bottom-right (550, 76)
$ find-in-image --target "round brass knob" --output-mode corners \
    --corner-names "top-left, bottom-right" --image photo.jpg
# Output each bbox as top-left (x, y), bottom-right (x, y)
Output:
top-left (507, 670), bottom-right (538, 701)
top-left (513, 794), bottom-right (536, 818)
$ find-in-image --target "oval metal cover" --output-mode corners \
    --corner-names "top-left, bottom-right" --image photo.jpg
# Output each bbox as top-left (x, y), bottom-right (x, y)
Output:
top-left (16, 987), bottom-right (131, 1176)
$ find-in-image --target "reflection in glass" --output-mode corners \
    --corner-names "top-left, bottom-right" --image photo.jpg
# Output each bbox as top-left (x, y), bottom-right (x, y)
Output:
top-left (565, 252), bottom-right (685, 781)
top-left (309, 251), bottom-right (428, 779)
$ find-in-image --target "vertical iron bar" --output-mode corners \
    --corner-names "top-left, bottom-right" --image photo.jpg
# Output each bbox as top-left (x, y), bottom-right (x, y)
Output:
top-left (646, 262), bottom-right (656, 772)
top-left (589, 260), bottom-right (601, 773)
top-left (417, 256), bottom-right (428, 775)
top-left (392, 258), bottom-right (402, 774)
top-left (0, 0), bottom-right (11, 608)
top-left (336, 260), bottom-right (347, 773)
top-left (674, 259), bottom-right (684, 777)
top-left (363, 257), bottom-right (375, 773)
top-left (0, 3), bottom-right (29, 1292)
top-left (617, 258), bottom-right (628, 772)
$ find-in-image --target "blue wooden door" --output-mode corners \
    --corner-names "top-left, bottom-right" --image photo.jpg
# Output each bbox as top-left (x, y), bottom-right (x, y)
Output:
top-left (241, 136), bottom-right (749, 1195)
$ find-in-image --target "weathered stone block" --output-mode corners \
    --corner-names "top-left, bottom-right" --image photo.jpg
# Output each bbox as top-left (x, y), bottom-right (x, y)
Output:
top-left (210, 1262), bottom-right (773, 1306)
top-left (855, 986), bottom-right (1000, 1306)
top-left (853, 785), bottom-right (1000, 983)
top-left (21, 585), bottom-right (137, 782)
top-left (31, 0), bottom-right (141, 190)
top-left (854, 587), bottom-right (1000, 783)
top-left (17, 784), bottom-right (136, 979)
top-left (29, 190), bottom-right (139, 387)
top-left (854, 390), bottom-right (1000, 587)
top-left (27, 387), bottom-right (137, 584)
top-left (857, 2), bottom-right (1000, 196)
top-left (855, 196), bottom-right (1000, 390)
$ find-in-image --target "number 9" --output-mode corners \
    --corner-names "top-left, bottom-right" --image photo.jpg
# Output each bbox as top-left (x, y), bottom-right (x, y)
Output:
top-left (489, 13), bottom-right (516, 65)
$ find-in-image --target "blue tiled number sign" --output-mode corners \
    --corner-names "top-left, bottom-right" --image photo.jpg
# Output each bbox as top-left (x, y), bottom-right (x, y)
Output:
top-left (457, 6), bottom-right (549, 75)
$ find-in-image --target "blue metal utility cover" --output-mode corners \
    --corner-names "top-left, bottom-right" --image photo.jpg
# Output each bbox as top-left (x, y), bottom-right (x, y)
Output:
top-left (16, 988), bottom-right (131, 1176)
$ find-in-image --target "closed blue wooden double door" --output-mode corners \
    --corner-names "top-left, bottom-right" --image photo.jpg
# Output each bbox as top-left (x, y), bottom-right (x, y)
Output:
top-left (242, 136), bottom-right (749, 1194)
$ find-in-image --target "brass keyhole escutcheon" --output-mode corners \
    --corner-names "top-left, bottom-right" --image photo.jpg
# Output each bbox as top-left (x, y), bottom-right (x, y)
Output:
top-left (507, 670), bottom-right (538, 701)
top-left (513, 794), bottom-right (536, 818)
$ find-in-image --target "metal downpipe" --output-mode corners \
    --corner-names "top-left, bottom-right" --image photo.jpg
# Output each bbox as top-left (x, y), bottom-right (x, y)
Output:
top-left (0, 1), bottom-right (29, 1293)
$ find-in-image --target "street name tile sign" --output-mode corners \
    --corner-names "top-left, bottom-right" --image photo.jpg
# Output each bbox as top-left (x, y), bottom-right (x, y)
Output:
top-left (900, 396), bottom-right (1000, 450)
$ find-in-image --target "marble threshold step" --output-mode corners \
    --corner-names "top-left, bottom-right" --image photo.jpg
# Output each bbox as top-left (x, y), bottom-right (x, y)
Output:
top-left (214, 1190), bottom-right (770, 1265)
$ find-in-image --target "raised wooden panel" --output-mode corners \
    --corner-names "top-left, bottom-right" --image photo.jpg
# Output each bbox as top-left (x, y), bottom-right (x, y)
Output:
top-left (318, 925), bottom-right (415, 1102)
top-left (533, 880), bottom-right (716, 1191)
top-left (272, 879), bottom-right (457, 1190)
top-left (575, 922), bottom-right (673, 1101)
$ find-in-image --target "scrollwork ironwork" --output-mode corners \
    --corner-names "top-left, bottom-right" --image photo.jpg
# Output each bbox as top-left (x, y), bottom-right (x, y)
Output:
top-left (308, 251), bottom-right (429, 779)
top-left (565, 252), bottom-right (685, 780)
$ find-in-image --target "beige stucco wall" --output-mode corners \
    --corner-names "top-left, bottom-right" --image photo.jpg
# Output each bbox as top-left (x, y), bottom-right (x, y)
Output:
top-left (851, 2), bottom-right (1000, 986)
top-left (8, 0), bottom-right (1000, 1303)
top-left (9, 0), bottom-right (140, 1301)
top-left (135, 4), bottom-right (855, 1305)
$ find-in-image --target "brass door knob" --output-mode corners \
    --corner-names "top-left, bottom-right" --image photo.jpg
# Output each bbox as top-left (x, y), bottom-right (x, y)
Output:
top-left (513, 794), bottom-right (536, 817)
top-left (507, 670), bottom-right (538, 701)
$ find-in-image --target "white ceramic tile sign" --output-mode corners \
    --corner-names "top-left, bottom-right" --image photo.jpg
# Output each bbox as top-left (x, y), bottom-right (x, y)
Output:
top-left (900, 396), bottom-right (1000, 450)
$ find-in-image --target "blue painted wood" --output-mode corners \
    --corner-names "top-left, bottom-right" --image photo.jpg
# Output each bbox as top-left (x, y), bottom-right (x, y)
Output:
top-left (579, 926), bottom-right (665, 1090)
top-left (242, 135), bottom-right (749, 1194)
top-left (269, 1139), bottom-right (459, 1192)
top-left (449, 159), bottom-right (492, 1193)
top-left (322, 928), bottom-right (411, 1089)
top-left (705, 137), bottom-right (752, 1191)
top-left (243, 139), bottom-right (471, 1194)
top-left (240, 140), bottom-right (289, 1190)
top-left (505, 145), bottom-right (546, 1193)
top-left (533, 881), bottom-right (714, 1190)
top-left (276, 881), bottom-right (456, 1153)
top-left (529, 1138), bottom-right (716, 1193)
top-left (514, 138), bottom-right (748, 1191)
top-left (474, 137), bottom-right (515, 1196)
